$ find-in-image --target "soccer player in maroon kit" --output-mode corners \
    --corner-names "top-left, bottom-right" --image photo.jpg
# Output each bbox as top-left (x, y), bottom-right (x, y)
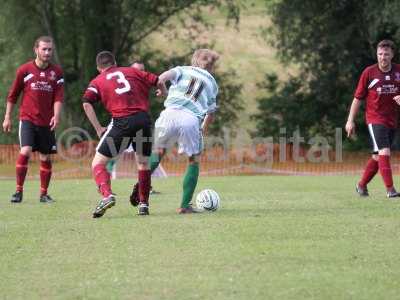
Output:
top-left (82, 51), bottom-right (166, 217)
top-left (2, 36), bottom-right (64, 203)
top-left (346, 39), bottom-right (400, 198)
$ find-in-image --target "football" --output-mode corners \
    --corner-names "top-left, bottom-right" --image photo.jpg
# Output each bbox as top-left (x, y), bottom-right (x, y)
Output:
top-left (195, 189), bottom-right (220, 211)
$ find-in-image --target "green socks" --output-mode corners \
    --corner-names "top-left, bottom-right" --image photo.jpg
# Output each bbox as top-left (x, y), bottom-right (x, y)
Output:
top-left (149, 153), bottom-right (161, 173)
top-left (106, 159), bottom-right (116, 173)
top-left (181, 163), bottom-right (199, 208)
top-left (148, 154), bottom-right (200, 209)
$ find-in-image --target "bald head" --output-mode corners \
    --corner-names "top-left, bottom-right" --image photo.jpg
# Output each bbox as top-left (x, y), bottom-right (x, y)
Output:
top-left (131, 62), bottom-right (145, 71)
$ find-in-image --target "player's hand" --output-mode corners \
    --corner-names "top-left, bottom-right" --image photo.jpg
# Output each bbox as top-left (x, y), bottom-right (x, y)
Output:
top-left (156, 85), bottom-right (169, 97)
top-left (2, 117), bottom-right (11, 132)
top-left (394, 95), bottom-right (400, 105)
top-left (345, 120), bottom-right (355, 138)
top-left (155, 88), bottom-right (165, 97)
top-left (49, 116), bottom-right (59, 131)
top-left (96, 126), bottom-right (106, 138)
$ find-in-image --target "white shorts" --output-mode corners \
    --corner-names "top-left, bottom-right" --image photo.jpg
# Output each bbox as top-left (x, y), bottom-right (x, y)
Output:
top-left (154, 109), bottom-right (203, 156)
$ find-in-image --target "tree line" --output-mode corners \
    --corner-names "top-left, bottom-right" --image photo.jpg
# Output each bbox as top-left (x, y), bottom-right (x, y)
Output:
top-left (1, 0), bottom-right (399, 150)
top-left (0, 0), bottom-right (242, 144)
top-left (254, 0), bottom-right (400, 150)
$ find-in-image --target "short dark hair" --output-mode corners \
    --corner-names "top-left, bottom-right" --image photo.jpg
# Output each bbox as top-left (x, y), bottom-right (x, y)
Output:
top-left (130, 60), bottom-right (144, 65)
top-left (377, 39), bottom-right (396, 51)
top-left (34, 36), bottom-right (53, 48)
top-left (96, 51), bottom-right (116, 69)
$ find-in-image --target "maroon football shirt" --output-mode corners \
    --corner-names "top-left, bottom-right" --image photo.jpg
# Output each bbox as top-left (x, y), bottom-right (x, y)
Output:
top-left (83, 66), bottom-right (158, 117)
top-left (354, 63), bottom-right (400, 128)
top-left (7, 60), bottom-right (64, 127)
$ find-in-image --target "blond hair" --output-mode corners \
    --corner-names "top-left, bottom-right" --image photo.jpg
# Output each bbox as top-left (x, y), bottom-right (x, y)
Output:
top-left (191, 49), bottom-right (219, 71)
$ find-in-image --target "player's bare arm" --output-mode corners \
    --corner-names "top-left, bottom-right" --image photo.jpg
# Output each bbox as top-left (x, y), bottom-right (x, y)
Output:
top-left (345, 98), bottom-right (361, 137)
top-left (156, 70), bottom-right (177, 97)
top-left (156, 81), bottom-right (168, 97)
top-left (50, 102), bottom-right (62, 131)
top-left (82, 102), bottom-right (106, 137)
top-left (2, 102), bottom-right (15, 132)
top-left (201, 113), bottom-right (215, 136)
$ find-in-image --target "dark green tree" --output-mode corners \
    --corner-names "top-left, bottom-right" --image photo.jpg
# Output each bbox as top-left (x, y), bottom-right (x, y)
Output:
top-left (253, 0), bottom-right (400, 149)
top-left (0, 0), bottom-right (242, 142)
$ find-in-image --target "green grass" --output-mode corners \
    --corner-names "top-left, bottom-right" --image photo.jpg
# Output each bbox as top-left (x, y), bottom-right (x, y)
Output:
top-left (1, 175), bottom-right (400, 299)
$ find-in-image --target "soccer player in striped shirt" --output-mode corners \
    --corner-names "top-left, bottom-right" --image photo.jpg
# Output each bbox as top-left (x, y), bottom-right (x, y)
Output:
top-left (130, 49), bottom-right (219, 213)
top-left (2, 36), bottom-right (64, 203)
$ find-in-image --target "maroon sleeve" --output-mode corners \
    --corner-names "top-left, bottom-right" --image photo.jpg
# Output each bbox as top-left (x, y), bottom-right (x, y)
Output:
top-left (141, 70), bottom-right (158, 87)
top-left (354, 68), bottom-right (369, 100)
top-left (54, 68), bottom-right (64, 103)
top-left (82, 80), bottom-right (100, 102)
top-left (7, 66), bottom-right (25, 103)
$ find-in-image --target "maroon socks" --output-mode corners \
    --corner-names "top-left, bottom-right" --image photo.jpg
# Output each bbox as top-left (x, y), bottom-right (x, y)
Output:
top-left (16, 154), bottom-right (29, 192)
top-left (93, 164), bottom-right (112, 197)
top-left (359, 158), bottom-right (379, 188)
top-left (138, 170), bottom-right (151, 205)
top-left (378, 155), bottom-right (394, 190)
top-left (40, 160), bottom-right (52, 195)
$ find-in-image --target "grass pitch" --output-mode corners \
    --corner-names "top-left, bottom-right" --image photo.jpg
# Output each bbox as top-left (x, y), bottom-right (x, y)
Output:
top-left (1, 175), bottom-right (400, 300)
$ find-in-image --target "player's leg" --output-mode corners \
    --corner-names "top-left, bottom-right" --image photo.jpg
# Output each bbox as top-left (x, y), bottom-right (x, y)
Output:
top-left (136, 153), bottom-right (151, 215)
top-left (149, 148), bottom-right (167, 173)
top-left (150, 109), bottom-right (178, 173)
top-left (12, 146), bottom-right (31, 203)
top-left (130, 148), bottom-right (166, 207)
top-left (37, 125), bottom-right (57, 203)
top-left (92, 153), bottom-right (113, 197)
top-left (177, 111), bottom-right (203, 213)
top-left (92, 152), bottom-right (116, 217)
top-left (128, 111), bottom-right (154, 214)
top-left (370, 124), bottom-right (399, 197)
top-left (12, 121), bottom-right (34, 203)
top-left (356, 153), bottom-right (379, 197)
top-left (129, 109), bottom-right (176, 206)
top-left (91, 122), bottom-right (121, 218)
top-left (177, 154), bottom-right (200, 214)
top-left (106, 158), bottom-right (117, 174)
top-left (149, 148), bottom-right (166, 194)
top-left (38, 153), bottom-right (54, 203)
top-left (106, 158), bottom-right (119, 180)
top-left (377, 147), bottom-right (398, 197)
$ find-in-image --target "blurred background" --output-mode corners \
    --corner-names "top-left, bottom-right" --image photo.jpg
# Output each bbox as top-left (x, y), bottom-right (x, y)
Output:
top-left (1, 0), bottom-right (400, 179)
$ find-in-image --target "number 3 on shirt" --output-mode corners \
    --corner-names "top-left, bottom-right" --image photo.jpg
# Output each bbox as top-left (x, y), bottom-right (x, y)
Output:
top-left (106, 71), bottom-right (131, 94)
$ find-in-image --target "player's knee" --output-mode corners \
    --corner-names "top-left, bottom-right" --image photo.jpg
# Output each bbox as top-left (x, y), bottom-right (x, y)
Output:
top-left (20, 146), bottom-right (32, 157)
top-left (136, 154), bottom-right (150, 170)
top-left (39, 153), bottom-right (51, 162)
top-left (378, 148), bottom-right (391, 156)
top-left (92, 153), bottom-right (109, 167)
top-left (137, 162), bottom-right (150, 171)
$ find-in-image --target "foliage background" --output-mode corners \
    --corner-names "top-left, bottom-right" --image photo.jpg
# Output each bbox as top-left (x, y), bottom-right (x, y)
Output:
top-left (0, 0), bottom-right (242, 143)
top-left (253, 0), bottom-right (400, 150)
top-left (1, 0), bottom-right (400, 150)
